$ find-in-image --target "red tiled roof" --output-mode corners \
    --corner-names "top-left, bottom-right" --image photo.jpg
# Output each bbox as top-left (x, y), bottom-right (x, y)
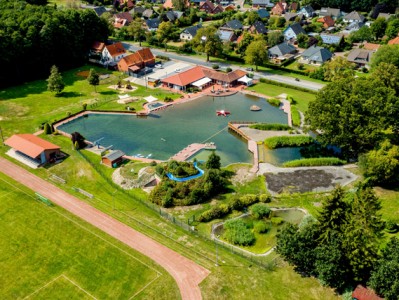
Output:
top-left (236, 34), bottom-right (244, 44)
top-left (318, 16), bottom-right (335, 27)
top-left (114, 12), bottom-right (133, 23)
top-left (204, 69), bottom-right (247, 83)
top-left (363, 43), bottom-right (380, 51)
top-left (119, 48), bottom-right (155, 68)
top-left (352, 285), bottom-right (383, 300)
top-left (162, 66), bottom-right (207, 86)
top-left (388, 36), bottom-right (399, 45)
top-left (137, 47), bottom-right (155, 63)
top-left (5, 134), bottom-right (60, 158)
top-left (92, 41), bottom-right (105, 52)
top-left (105, 42), bottom-right (126, 57)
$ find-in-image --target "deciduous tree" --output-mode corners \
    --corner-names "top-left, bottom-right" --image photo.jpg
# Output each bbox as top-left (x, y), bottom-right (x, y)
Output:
top-left (156, 22), bottom-right (177, 52)
top-left (372, 45), bottom-right (399, 69)
top-left (245, 40), bottom-right (268, 71)
top-left (323, 57), bottom-right (355, 82)
top-left (370, 17), bottom-right (387, 40)
top-left (87, 68), bottom-right (99, 92)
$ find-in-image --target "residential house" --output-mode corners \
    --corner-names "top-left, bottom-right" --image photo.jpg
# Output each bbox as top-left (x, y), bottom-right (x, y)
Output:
top-left (92, 6), bottom-right (108, 17)
top-left (388, 34), bottom-right (399, 45)
top-left (118, 48), bottom-right (155, 76)
top-left (268, 42), bottom-right (297, 64)
top-left (320, 33), bottom-right (343, 45)
top-left (363, 42), bottom-right (380, 51)
top-left (284, 13), bottom-right (303, 22)
top-left (221, 19), bottom-right (243, 31)
top-left (249, 21), bottom-right (267, 34)
top-left (145, 18), bottom-right (160, 31)
top-left (102, 42), bottom-right (127, 65)
top-left (114, 12), bottom-right (133, 29)
top-left (218, 29), bottom-right (237, 42)
top-left (352, 285), bottom-right (383, 300)
top-left (317, 16), bottom-right (335, 28)
top-left (271, 2), bottom-right (285, 15)
top-left (165, 11), bottom-right (184, 22)
top-left (319, 7), bottom-right (342, 19)
top-left (343, 11), bottom-right (365, 23)
top-left (299, 5), bottom-right (315, 18)
top-left (347, 48), bottom-right (374, 68)
top-left (283, 22), bottom-right (306, 40)
top-left (257, 8), bottom-right (270, 19)
top-left (5, 134), bottom-right (61, 168)
top-left (252, 0), bottom-right (271, 8)
top-left (115, 0), bottom-right (134, 10)
top-left (377, 13), bottom-right (392, 20)
top-left (180, 24), bottom-right (202, 41)
top-left (131, 7), bottom-right (145, 16)
top-left (200, 0), bottom-right (224, 14)
top-left (163, 0), bottom-right (189, 9)
top-left (300, 45), bottom-right (333, 65)
top-left (90, 41), bottom-right (105, 56)
top-left (102, 150), bottom-right (125, 168)
top-left (142, 9), bottom-right (156, 19)
top-left (343, 21), bottom-right (364, 35)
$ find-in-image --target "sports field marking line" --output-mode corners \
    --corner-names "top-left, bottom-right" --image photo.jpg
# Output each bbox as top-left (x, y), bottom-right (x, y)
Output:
top-left (0, 190), bottom-right (16, 199)
top-left (22, 275), bottom-right (63, 300)
top-left (128, 272), bottom-right (161, 299)
top-left (61, 275), bottom-right (98, 300)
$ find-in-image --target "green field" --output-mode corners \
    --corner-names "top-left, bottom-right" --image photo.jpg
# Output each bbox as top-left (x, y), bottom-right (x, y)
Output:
top-left (0, 173), bottom-right (179, 300)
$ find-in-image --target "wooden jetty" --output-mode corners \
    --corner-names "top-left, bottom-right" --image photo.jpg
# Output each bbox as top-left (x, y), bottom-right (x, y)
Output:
top-left (170, 143), bottom-right (216, 162)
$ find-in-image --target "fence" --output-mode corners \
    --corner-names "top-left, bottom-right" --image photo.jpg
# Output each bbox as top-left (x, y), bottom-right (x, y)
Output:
top-left (76, 149), bottom-right (278, 269)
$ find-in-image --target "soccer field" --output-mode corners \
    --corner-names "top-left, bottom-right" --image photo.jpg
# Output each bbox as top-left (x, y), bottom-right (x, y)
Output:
top-left (0, 174), bottom-right (179, 299)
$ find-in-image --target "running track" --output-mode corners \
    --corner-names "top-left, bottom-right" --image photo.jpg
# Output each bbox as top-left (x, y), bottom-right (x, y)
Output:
top-left (0, 158), bottom-right (210, 300)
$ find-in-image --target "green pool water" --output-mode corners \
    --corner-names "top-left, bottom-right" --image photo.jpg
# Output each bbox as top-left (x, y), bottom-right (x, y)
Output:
top-left (59, 93), bottom-right (299, 165)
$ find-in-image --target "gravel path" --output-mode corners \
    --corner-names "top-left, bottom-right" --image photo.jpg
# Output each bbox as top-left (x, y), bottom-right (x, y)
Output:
top-left (0, 157), bottom-right (210, 300)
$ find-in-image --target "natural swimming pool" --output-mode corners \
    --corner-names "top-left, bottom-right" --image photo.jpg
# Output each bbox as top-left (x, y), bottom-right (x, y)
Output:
top-left (58, 93), bottom-right (300, 166)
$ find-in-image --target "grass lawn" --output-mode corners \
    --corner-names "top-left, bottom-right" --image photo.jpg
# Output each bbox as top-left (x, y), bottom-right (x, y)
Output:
top-left (250, 82), bottom-right (317, 112)
top-left (0, 65), bottom-right (180, 138)
top-left (0, 173), bottom-right (179, 300)
top-left (285, 61), bottom-right (320, 73)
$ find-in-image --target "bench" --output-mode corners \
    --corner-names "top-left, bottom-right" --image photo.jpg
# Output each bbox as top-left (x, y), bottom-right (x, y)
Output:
top-left (35, 192), bottom-right (53, 206)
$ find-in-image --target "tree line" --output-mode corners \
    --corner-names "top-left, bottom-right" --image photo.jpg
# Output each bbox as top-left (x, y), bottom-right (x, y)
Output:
top-left (0, 0), bottom-right (111, 88)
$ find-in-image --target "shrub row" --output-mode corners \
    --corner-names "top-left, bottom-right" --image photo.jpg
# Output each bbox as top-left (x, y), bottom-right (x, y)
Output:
top-left (249, 123), bottom-right (291, 131)
top-left (283, 157), bottom-right (347, 167)
top-left (267, 98), bottom-right (281, 107)
top-left (291, 106), bottom-right (301, 127)
top-left (198, 193), bottom-right (271, 222)
top-left (264, 135), bottom-right (314, 149)
top-left (259, 78), bottom-right (317, 94)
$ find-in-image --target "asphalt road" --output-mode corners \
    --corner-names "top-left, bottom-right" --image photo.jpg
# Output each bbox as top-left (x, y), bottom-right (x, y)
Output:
top-left (122, 42), bottom-right (325, 91)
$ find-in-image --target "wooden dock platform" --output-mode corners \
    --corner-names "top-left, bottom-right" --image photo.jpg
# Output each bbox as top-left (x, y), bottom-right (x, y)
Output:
top-left (170, 143), bottom-right (216, 162)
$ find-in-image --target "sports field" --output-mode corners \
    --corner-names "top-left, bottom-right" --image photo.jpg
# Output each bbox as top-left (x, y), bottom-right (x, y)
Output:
top-left (0, 173), bottom-right (179, 300)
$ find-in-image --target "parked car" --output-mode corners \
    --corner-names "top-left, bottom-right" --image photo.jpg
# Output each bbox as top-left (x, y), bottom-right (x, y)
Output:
top-left (175, 68), bottom-right (181, 73)
top-left (246, 67), bottom-right (254, 71)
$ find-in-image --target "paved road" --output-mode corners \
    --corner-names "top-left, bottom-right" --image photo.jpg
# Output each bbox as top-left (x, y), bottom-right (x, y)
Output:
top-left (0, 157), bottom-right (210, 300)
top-left (123, 42), bottom-right (325, 91)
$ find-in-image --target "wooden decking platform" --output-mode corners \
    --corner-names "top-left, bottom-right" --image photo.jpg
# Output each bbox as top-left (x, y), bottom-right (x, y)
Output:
top-left (170, 143), bottom-right (216, 162)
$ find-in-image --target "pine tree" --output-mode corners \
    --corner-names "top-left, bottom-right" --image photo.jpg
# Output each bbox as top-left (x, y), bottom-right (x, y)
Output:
top-left (47, 65), bottom-right (65, 96)
top-left (317, 187), bottom-right (350, 242)
top-left (87, 68), bottom-right (99, 92)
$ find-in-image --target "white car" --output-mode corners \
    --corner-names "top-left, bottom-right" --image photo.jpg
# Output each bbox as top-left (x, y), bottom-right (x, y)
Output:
top-left (175, 68), bottom-right (181, 73)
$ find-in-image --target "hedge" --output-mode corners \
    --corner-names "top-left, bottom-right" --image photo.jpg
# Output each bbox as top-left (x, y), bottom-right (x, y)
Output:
top-left (264, 135), bottom-right (314, 149)
top-left (249, 123), bottom-right (291, 131)
top-left (283, 157), bottom-right (347, 167)
top-left (259, 78), bottom-right (317, 94)
top-left (291, 106), bottom-right (301, 127)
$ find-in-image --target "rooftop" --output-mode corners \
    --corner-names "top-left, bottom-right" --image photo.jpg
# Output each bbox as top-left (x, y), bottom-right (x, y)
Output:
top-left (5, 134), bottom-right (60, 159)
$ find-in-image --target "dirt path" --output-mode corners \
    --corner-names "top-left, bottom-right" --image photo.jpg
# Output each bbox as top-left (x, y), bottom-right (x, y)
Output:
top-left (0, 158), bottom-right (210, 300)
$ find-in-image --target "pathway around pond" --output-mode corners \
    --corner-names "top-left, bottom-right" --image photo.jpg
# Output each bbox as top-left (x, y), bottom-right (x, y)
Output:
top-left (0, 158), bottom-right (210, 300)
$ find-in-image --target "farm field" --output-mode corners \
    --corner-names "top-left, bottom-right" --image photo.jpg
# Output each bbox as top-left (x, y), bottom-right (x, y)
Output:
top-left (0, 173), bottom-right (179, 300)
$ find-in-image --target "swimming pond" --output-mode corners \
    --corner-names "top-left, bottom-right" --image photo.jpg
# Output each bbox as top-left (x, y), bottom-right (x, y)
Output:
top-left (59, 93), bottom-right (293, 166)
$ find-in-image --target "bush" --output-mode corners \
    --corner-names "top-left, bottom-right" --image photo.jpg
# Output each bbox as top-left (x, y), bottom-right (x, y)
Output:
top-left (291, 106), bottom-right (301, 127)
top-left (264, 135), bottom-right (314, 149)
top-left (271, 217), bottom-right (284, 225)
top-left (286, 95), bottom-right (296, 105)
top-left (259, 193), bottom-right (271, 203)
top-left (283, 157), bottom-right (346, 167)
top-left (267, 98), bottom-right (281, 107)
top-left (253, 221), bottom-right (270, 233)
top-left (239, 194), bottom-right (259, 207)
top-left (297, 63), bottom-right (305, 70)
top-left (164, 96), bottom-right (173, 102)
top-left (198, 204), bottom-right (230, 222)
top-left (212, 64), bottom-right (219, 70)
top-left (157, 55), bottom-right (170, 61)
top-left (43, 123), bottom-right (52, 134)
top-left (251, 203), bottom-right (271, 219)
top-left (226, 67), bottom-right (232, 72)
top-left (223, 219), bottom-right (255, 246)
top-left (249, 123), bottom-right (291, 131)
top-left (385, 220), bottom-right (399, 233)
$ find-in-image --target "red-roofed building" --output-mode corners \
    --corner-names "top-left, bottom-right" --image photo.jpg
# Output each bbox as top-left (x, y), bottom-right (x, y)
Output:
top-left (352, 285), bottom-right (383, 300)
top-left (161, 66), bottom-right (247, 90)
top-left (91, 41), bottom-right (105, 55)
top-left (5, 134), bottom-right (61, 167)
top-left (363, 43), bottom-right (380, 51)
top-left (388, 35), bottom-right (399, 45)
top-left (272, 2), bottom-right (285, 15)
top-left (114, 12), bottom-right (133, 28)
top-left (317, 16), bottom-right (335, 28)
top-left (118, 48), bottom-right (155, 76)
top-left (102, 42), bottom-right (127, 65)
top-left (163, 0), bottom-right (189, 9)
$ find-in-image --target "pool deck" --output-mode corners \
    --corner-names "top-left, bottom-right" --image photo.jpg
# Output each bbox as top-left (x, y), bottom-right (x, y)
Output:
top-left (170, 143), bottom-right (216, 162)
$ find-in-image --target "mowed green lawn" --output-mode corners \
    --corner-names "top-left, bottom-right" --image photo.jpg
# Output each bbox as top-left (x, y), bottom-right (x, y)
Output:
top-left (0, 173), bottom-right (179, 300)
top-left (250, 82), bottom-right (317, 113)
